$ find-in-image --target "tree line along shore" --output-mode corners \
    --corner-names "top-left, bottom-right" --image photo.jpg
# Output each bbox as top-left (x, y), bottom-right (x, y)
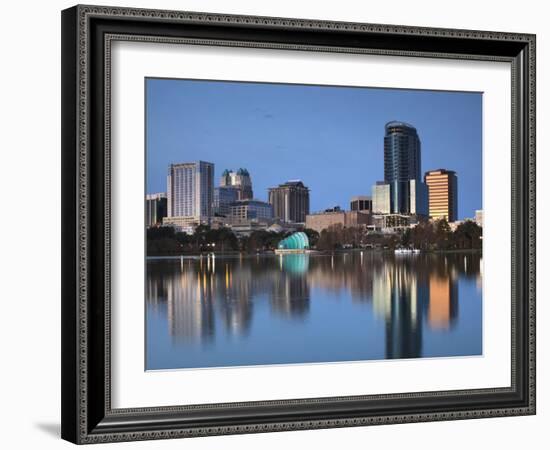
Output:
top-left (147, 219), bottom-right (482, 256)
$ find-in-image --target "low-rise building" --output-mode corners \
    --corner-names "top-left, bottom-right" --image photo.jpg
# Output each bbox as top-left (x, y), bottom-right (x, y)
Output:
top-left (227, 221), bottom-right (270, 237)
top-left (369, 214), bottom-right (414, 233)
top-left (162, 215), bottom-right (204, 234)
top-left (305, 210), bottom-right (371, 233)
top-left (229, 199), bottom-right (273, 221)
top-left (475, 209), bottom-right (483, 228)
top-left (350, 196), bottom-right (372, 212)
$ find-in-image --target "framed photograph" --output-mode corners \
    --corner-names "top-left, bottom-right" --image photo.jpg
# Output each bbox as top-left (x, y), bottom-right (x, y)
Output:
top-left (61, 4), bottom-right (536, 444)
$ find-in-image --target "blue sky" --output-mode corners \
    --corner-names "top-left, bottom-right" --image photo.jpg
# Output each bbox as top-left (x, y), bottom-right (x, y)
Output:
top-left (146, 78), bottom-right (482, 220)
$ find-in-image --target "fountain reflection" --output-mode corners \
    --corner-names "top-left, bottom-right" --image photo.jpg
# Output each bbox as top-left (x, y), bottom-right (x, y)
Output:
top-left (271, 254), bottom-right (310, 319)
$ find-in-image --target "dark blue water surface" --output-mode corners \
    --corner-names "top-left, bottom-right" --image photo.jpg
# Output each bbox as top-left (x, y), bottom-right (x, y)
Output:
top-left (146, 252), bottom-right (482, 370)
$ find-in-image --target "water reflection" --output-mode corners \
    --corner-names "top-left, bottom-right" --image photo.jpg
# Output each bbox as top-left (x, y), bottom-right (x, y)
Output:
top-left (146, 251), bottom-right (482, 369)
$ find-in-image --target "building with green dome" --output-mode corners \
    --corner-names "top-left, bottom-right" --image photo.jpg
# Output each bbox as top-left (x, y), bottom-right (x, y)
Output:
top-left (275, 232), bottom-right (310, 254)
top-left (219, 168), bottom-right (253, 200)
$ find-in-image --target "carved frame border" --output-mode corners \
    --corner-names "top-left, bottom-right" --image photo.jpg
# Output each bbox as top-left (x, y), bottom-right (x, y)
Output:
top-left (61, 4), bottom-right (536, 444)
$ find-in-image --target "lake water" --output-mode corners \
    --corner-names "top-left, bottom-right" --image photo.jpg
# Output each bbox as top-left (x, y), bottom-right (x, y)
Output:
top-left (146, 251), bottom-right (482, 370)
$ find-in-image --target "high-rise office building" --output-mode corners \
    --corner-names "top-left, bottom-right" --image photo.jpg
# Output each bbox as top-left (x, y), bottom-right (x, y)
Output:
top-left (268, 180), bottom-right (310, 223)
top-left (167, 161), bottom-right (214, 221)
top-left (372, 182), bottom-right (391, 214)
top-left (384, 121), bottom-right (427, 214)
top-left (409, 179), bottom-right (428, 216)
top-left (350, 195), bottom-right (372, 212)
top-left (424, 169), bottom-right (458, 222)
top-left (145, 193), bottom-right (167, 227)
top-left (220, 168), bottom-right (253, 200)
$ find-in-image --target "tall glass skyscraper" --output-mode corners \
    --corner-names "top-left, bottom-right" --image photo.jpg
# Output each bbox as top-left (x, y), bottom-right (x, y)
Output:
top-left (383, 121), bottom-right (425, 215)
top-left (167, 161), bottom-right (214, 221)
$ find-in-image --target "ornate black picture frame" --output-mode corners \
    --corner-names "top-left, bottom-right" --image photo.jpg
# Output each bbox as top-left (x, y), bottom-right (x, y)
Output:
top-left (61, 4), bottom-right (536, 444)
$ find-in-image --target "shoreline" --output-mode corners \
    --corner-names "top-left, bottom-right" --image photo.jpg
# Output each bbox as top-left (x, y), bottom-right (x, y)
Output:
top-left (146, 248), bottom-right (482, 260)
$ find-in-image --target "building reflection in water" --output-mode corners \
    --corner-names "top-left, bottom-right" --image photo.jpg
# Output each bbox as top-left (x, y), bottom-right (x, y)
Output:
top-left (147, 251), bottom-right (480, 359)
top-left (428, 272), bottom-right (458, 330)
top-left (307, 252), bottom-right (374, 303)
top-left (370, 258), bottom-right (425, 358)
top-left (164, 268), bottom-right (216, 344)
top-left (216, 262), bottom-right (254, 336)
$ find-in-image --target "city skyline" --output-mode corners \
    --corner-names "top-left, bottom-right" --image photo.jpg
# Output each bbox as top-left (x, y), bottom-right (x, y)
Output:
top-left (146, 78), bottom-right (482, 220)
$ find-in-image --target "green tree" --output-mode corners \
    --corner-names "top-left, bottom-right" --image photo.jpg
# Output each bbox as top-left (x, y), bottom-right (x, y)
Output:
top-left (401, 228), bottom-right (412, 248)
top-left (434, 218), bottom-right (452, 250)
top-left (147, 226), bottom-right (175, 241)
top-left (452, 220), bottom-right (482, 249)
top-left (410, 221), bottom-right (436, 250)
top-left (317, 226), bottom-right (339, 251)
top-left (147, 226), bottom-right (180, 256)
top-left (303, 228), bottom-right (320, 248)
